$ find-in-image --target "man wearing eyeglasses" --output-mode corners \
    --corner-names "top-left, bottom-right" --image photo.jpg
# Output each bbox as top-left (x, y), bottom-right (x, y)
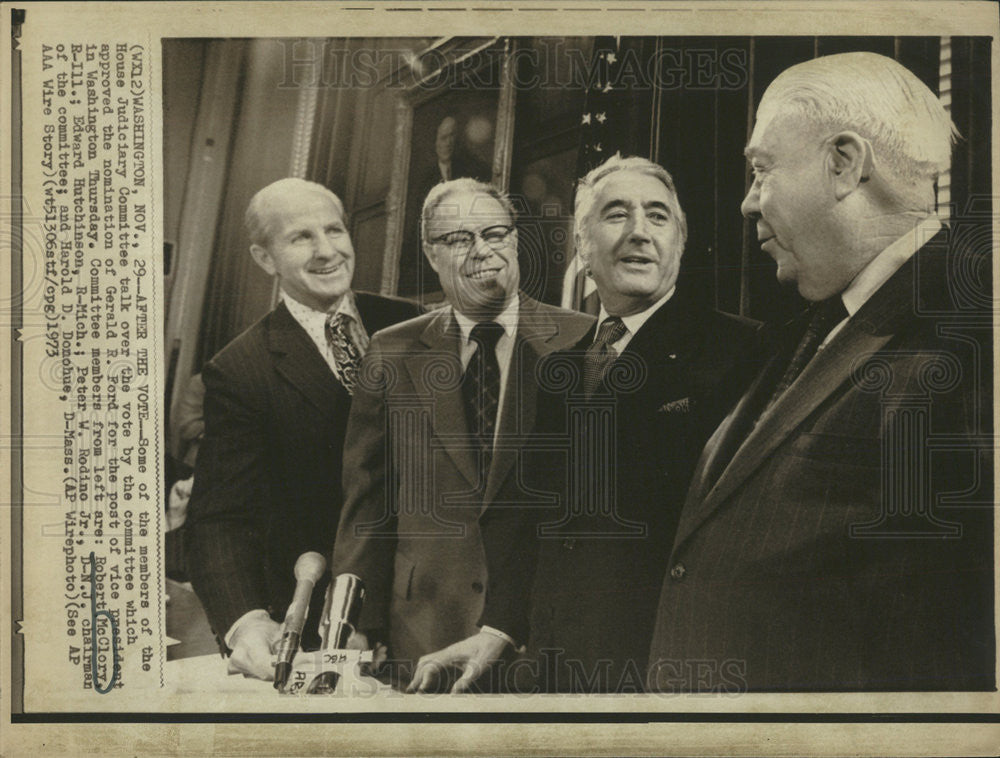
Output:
top-left (406, 156), bottom-right (761, 693)
top-left (331, 178), bottom-right (593, 688)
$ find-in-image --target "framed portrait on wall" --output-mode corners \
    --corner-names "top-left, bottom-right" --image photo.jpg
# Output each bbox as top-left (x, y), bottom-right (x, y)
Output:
top-left (383, 37), bottom-right (517, 302)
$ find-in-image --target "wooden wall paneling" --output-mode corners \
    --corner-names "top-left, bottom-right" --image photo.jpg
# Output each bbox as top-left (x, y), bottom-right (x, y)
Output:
top-left (650, 38), bottom-right (726, 313)
top-left (740, 37), bottom-right (816, 323)
top-left (342, 38), bottom-right (372, 213)
top-left (494, 37), bottom-right (519, 193)
top-left (619, 37), bottom-right (656, 161)
top-left (162, 39), bottom-right (208, 321)
top-left (513, 36), bottom-right (593, 143)
top-left (897, 37), bottom-right (943, 97)
top-left (308, 40), bottom-right (346, 193)
top-left (508, 37), bottom-right (589, 306)
top-left (359, 86), bottom-right (402, 207)
top-left (196, 39), bottom-right (304, 366)
top-left (816, 36), bottom-right (895, 58)
top-left (347, 39), bottom-right (394, 293)
top-left (164, 39), bottom-right (245, 447)
top-left (949, 37), bottom-right (992, 222)
top-left (712, 36), bottom-right (752, 316)
top-left (350, 202), bottom-right (389, 293)
top-left (288, 40), bottom-right (325, 181)
top-left (379, 91), bottom-right (413, 295)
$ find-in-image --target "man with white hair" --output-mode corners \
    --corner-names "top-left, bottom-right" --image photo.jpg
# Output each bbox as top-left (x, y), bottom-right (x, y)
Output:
top-left (186, 178), bottom-right (420, 680)
top-left (648, 52), bottom-right (994, 692)
top-left (407, 156), bottom-right (760, 693)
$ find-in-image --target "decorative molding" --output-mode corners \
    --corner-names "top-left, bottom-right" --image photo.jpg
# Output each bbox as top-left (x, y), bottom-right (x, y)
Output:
top-left (381, 97), bottom-right (414, 295)
top-left (381, 37), bottom-right (516, 297)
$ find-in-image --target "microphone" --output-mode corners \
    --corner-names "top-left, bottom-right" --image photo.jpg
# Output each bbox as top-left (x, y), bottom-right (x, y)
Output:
top-left (273, 551), bottom-right (327, 691)
top-left (307, 573), bottom-right (365, 694)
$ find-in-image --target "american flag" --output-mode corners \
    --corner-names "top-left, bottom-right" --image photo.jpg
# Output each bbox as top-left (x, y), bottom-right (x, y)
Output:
top-left (562, 36), bottom-right (631, 316)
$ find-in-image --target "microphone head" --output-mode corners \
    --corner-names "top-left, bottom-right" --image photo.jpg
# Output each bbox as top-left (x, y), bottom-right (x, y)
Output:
top-left (294, 551), bottom-right (327, 584)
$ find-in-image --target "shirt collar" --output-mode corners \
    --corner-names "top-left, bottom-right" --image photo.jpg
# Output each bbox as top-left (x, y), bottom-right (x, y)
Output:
top-left (840, 216), bottom-right (942, 317)
top-left (452, 296), bottom-right (519, 344)
top-left (281, 289), bottom-right (360, 325)
top-left (598, 286), bottom-right (675, 337)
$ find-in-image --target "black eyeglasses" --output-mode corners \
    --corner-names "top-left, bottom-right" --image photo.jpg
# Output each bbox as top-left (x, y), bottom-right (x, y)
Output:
top-left (430, 224), bottom-right (515, 253)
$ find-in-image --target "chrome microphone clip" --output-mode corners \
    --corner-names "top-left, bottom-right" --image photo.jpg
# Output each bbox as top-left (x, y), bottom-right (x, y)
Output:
top-left (306, 573), bottom-right (365, 694)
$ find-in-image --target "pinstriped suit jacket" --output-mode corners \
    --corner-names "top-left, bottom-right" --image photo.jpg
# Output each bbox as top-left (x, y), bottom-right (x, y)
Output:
top-left (185, 292), bottom-right (421, 645)
top-left (647, 233), bottom-right (995, 692)
top-left (331, 294), bottom-right (593, 671)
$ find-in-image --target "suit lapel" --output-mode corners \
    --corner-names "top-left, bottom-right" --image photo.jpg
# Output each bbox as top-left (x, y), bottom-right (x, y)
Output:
top-left (268, 302), bottom-right (346, 413)
top-left (482, 318), bottom-right (549, 508)
top-left (480, 296), bottom-right (573, 508)
top-left (673, 253), bottom-right (921, 551)
top-left (403, 309), bottom-right (479, 489)
top-left (614, 293), bottom-right (699, 393)
top-left (683, 352), bottom-right (782, 508)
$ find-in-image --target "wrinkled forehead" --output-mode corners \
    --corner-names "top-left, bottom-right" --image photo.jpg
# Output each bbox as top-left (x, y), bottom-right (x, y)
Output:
top-left (426, 190), bottom-right (511, 232)
top-left (266, 186), bottom-right (341, 222)
top-left (590, 168), bottom-right (680, 214)
top-left (745, 110), bottom-right (824, 162)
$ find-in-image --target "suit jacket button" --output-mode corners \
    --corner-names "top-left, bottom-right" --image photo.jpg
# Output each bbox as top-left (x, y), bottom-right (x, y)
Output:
top-left (471, 581), bottom-right (484, 593)
top-left (562, 538), bottom-right (576, 550)
top-left (670, 563), bottom-right (686, 581)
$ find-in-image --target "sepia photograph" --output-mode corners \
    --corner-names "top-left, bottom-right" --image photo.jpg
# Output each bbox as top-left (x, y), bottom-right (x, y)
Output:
top-left (160, 31), bottom-right (994, 695)
top-left (3, 2), bottom-right (999, 756)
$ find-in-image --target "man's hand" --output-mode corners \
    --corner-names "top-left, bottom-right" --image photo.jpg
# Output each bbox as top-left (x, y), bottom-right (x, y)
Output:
top-left (346, 629), bottom-right (389, 675)
top-left (167, 475), bottom-right (194, 531)
top-left (407, 630), bottom-right (509, 694)
top-left (226, 615), bottom-right (281, 680)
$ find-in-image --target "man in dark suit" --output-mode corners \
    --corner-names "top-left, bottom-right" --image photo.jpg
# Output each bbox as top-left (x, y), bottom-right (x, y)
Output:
top-left (331, 178), bottom-right (592, 688)
top-left (648, 52), bottom-right (994, 692)
top-left (409, 155), bottom-right (760, 693)
top-left (185, 178), bottom-right (420, 680)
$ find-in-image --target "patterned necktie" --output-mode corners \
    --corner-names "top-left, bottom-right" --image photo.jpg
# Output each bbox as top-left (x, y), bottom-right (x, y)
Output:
top-left (582, 316), bottom-right (628, 396)
top-left (462, 321), bottom-right (505, 459)
top-left (765, 296), bottom-right (849, 408)
top-left (325, 312), bottom-right (364, 394)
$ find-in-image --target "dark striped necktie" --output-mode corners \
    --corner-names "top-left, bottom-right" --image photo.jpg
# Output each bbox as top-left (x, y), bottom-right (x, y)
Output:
top-left (765, 296), bottom-right (849, 409)
top-left (582, 316), bottom-right (628, 396)
top-left (462, 321), bottom-right (505, 459)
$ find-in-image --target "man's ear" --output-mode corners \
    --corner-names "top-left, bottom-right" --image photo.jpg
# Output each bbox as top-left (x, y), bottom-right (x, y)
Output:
top-left (827, 131), bottom-right (873, 200)
top-left (249, 244), bottom-right (277, 276)
top-left (575, 232), bottom-right (591, 272)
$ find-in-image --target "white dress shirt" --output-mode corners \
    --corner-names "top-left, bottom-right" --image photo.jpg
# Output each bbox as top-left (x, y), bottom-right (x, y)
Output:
top-left (452, 297), bottom-right (519, 445)
top-left (282, 290), bottom-right (370, 373)
top-left (225, 290), bottom-right (368, 647)
top-left (595, 286), bottom-right (676, 352)
top-left (823, 216), bottom-right (943, 347)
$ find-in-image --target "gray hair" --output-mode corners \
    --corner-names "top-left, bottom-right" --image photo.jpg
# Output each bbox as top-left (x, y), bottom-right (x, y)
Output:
top-left (245, 178), bottom-right (346, 248)
top-left (421, 178), bottom-right (517, 246)
top-left (756, 52), bottom-right (957, 181)
top-left (574, 153), bottom-right (688, 249)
